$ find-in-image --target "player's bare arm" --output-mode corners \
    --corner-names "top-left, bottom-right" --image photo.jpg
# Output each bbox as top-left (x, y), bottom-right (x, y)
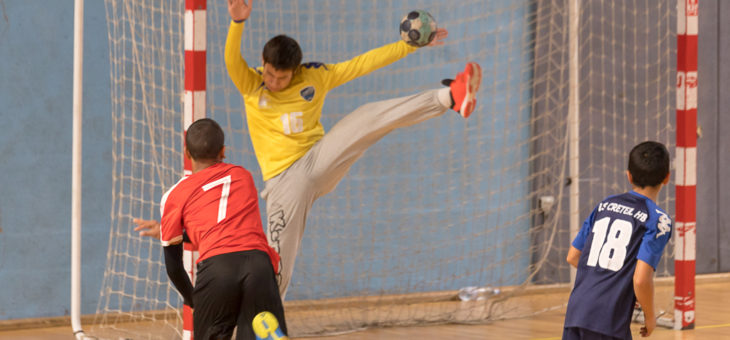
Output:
top-left (634, 259), bottom-right (656, 337)
top-left (227, 0), bottom-right (252, 22)
top-left (566, 246), bottom-right (581, 268)
top-left (133, 218), bottom-right (161, 239)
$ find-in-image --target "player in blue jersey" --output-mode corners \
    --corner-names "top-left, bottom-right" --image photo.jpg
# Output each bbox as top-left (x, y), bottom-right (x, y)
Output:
top-left (563, 141), bottom-right (672, 339)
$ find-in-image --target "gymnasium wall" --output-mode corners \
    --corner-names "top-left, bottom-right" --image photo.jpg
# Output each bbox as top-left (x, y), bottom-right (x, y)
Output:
top-left (0, 1), bottom-right (110, 320)
top-left (696, 0), bottom-right (730, 273)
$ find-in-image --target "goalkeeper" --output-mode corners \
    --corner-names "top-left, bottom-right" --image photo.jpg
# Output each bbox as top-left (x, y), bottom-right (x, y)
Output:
top-left (225, 0), bottom-right (482, 298)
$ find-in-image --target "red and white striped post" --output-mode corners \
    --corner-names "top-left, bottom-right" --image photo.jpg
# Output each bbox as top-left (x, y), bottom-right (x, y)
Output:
top-left (184, 0), bottom-right (206, 338)
top-left (674, 0), bottom-right (697, 331)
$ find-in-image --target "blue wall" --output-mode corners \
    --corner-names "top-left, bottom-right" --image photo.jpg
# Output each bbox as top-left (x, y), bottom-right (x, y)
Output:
top-left (0, 1), bottom-right (111, 320)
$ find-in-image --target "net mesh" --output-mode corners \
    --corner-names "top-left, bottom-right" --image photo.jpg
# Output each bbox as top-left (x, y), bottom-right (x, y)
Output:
top-left (93, 0), bottom-right (676, 338)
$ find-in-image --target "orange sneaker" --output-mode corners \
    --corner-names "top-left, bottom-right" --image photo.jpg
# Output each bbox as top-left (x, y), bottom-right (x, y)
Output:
top-left (441, 62), bottom-right (482, 118)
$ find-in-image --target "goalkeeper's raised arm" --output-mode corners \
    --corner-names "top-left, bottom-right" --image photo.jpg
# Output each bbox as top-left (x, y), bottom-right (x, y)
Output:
top-left (325, 28), bottom-right (448, 90)
top-left (225, 0), bottom-right (262, 95)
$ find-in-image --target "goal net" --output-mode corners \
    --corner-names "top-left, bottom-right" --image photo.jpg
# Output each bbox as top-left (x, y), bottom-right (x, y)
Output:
top-left (93, 0), bottom-right (677, 338)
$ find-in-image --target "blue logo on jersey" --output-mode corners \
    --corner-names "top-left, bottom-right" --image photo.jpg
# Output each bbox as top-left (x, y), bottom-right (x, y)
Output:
top-left (300, 86), bottom-right (315, 101)
top-left (301, 62), bottom-right (328, 70)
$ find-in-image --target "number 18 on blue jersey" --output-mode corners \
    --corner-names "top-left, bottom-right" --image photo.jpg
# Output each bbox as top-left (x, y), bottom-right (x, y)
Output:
top-left (564, 191), bottom-right (672, 337)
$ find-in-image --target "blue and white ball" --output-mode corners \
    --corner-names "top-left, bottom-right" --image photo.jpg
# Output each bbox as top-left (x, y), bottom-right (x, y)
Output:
top-left (399, 10), bottom-right (437, 47)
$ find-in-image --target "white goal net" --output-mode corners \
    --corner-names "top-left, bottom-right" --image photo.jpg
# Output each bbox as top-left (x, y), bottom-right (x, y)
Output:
top-left (93, 0), bottom-right (676, 338)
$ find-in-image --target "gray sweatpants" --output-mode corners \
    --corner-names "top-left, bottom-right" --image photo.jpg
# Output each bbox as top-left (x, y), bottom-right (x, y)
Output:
top-left (260, 89), bottom-right (448, 299)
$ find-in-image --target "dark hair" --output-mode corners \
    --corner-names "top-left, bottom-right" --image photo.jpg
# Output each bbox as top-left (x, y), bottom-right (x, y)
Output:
top-left (628, 141), bottom-right (670, 188)
top-left (262, 35), bottom-right (302, 70)
top-left (185, 118), bottom-right (224, 161)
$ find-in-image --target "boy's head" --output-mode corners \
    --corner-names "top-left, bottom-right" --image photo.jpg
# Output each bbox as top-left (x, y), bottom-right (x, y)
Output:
top-left (261, 35), bottom-right (302, 92)
top-left (185, 118), bottom-right (225, 161)
top-left (627, 141), bottom-right (670, 188)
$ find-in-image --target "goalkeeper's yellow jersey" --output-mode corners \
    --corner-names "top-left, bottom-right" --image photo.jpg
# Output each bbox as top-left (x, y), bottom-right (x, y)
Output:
top-left (225, 21), bottom-right (418, 181)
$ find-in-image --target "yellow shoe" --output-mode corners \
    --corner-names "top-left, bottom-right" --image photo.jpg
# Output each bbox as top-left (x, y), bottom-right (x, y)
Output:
top-left (252, 311), bottom-right (288, 340)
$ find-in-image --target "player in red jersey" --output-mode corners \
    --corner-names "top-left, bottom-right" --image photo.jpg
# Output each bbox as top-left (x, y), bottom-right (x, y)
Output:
top-left (158, 118), bottom-right (286, 340)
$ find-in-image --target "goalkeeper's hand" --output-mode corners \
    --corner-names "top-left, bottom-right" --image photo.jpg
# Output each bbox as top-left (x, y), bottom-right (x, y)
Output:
top-left (228, 0), bottom-right (253, 22)
top-left (426, 28), bottom-right (448, 47)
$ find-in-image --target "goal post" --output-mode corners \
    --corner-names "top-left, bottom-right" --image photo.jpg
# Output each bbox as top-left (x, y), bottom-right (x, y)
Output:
top-left (71, 0), bottom-right (86, 338)
top-left (91, 1), bottom-right (684, 338)
top-left (674, 0), bottom-right (698, 330)
top-left (182, 0), bottom-right (206, 338)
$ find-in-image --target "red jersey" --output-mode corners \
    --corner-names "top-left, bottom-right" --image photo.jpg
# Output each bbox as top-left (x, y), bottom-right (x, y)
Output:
top-left (159, 162), bottom-right (279, 272)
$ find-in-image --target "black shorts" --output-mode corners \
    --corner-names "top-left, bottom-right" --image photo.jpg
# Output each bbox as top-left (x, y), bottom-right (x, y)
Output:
top-left (563, 327), bottom-right (626, 340)
top-left (193, 249), bottom-right (286, 340)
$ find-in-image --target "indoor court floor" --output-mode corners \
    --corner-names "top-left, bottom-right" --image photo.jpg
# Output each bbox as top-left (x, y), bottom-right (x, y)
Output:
top-left (2, 276), bottom-right (728, 340)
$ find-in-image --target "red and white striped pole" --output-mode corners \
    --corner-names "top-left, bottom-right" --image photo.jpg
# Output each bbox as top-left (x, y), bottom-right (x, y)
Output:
top-left (674, 0), bottom-right (697, 331)
top-left (184, 0), bottom-right (206, 338)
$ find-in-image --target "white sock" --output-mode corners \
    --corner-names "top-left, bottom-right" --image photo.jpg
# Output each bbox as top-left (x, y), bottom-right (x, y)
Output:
top-left (437, 87), bottom-right (453, 109)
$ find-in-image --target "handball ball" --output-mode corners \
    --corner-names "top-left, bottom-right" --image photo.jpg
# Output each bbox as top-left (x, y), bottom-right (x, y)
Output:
top-left (400, 10), bottom-right (437, 47)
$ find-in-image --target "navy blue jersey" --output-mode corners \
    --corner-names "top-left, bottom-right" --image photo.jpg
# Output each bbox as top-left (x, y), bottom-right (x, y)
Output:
top-left (564, 191), bottom-right (672, 339)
